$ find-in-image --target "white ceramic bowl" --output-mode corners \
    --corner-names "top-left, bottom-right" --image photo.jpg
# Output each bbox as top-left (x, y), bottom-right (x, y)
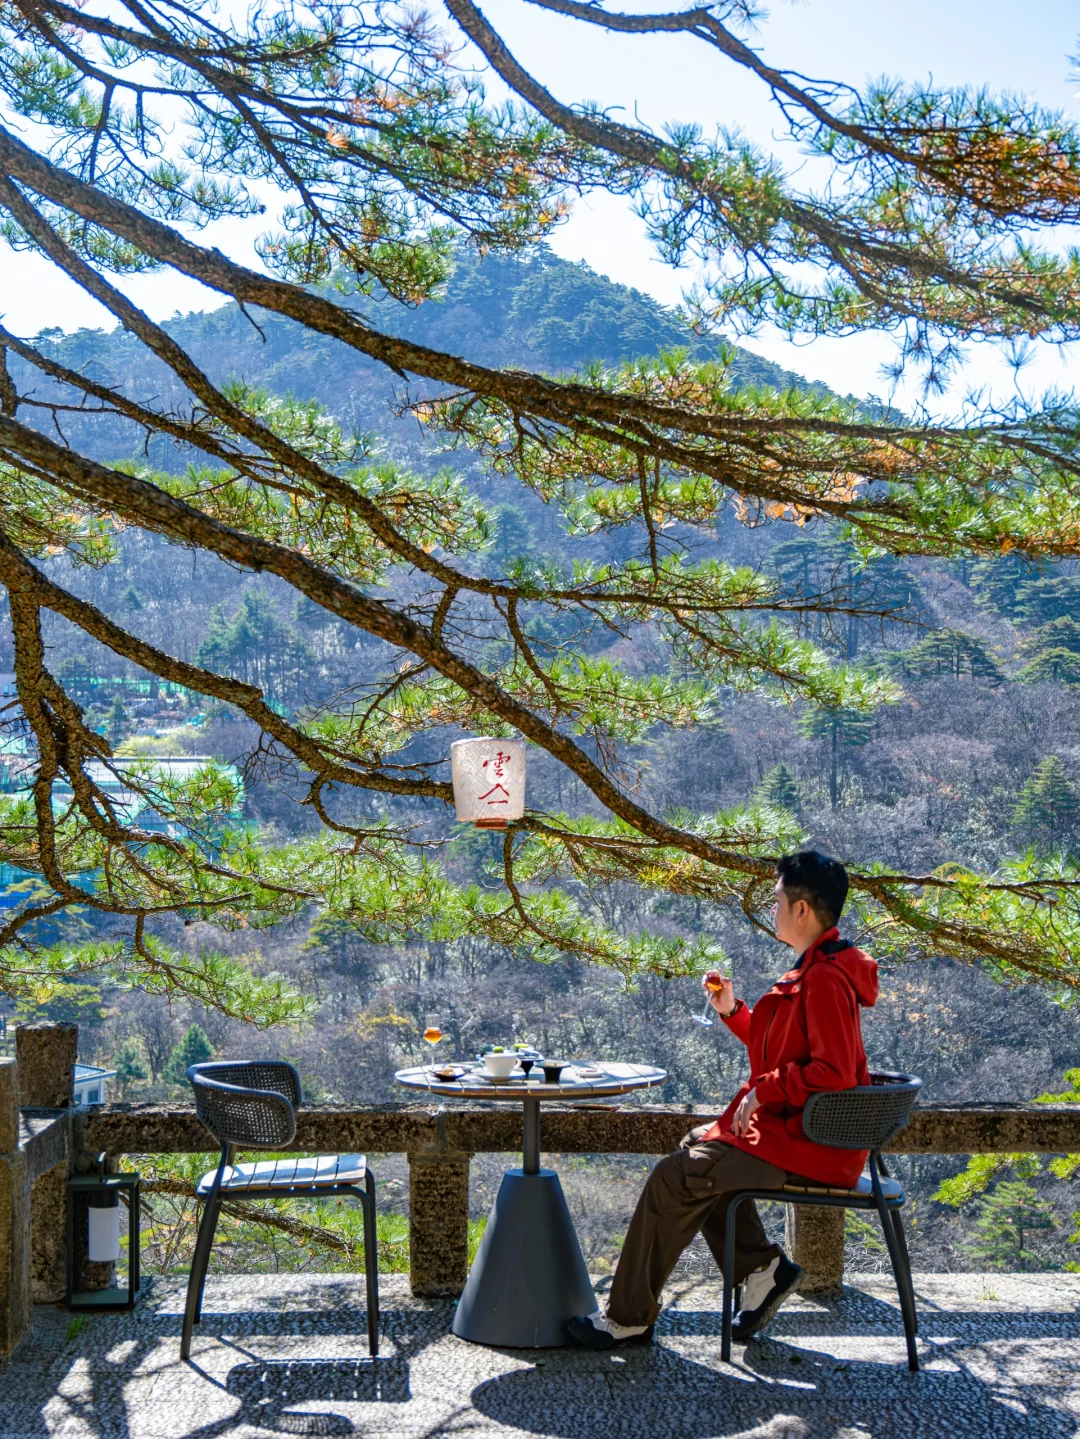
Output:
top-left (482, 1053), bottom-right (518, 1079)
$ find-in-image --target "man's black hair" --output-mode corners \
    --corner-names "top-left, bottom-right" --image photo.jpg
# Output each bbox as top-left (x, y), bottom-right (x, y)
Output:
top-left (775, 850), bottom-right (848, 928)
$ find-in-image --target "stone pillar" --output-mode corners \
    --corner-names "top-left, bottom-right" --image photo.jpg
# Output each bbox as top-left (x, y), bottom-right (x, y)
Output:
top-left (0, 1057), bottom-right (30, 1357)
top-left (407, 1149), bottom-right (472, 1297)
top-left (17, 1024), bottom-right (77, 1305)
top-left (0, 1056), bottom-right (17, 1153)
top-left (30, 1164), bottom-right (68, 1302)
top-left (786, 1205), bottom-right (845, 1293)
top-left (16, 1023), bottom-right (77, 1107)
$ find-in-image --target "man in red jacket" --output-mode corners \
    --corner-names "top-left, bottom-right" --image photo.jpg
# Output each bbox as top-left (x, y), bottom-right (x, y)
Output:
top-left (568, 850), bottom-right (879, 1350)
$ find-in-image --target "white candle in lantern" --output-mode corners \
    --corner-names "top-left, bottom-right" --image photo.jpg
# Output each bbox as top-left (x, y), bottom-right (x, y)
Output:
top-left (88, 1192), bottom-right (121, 1263)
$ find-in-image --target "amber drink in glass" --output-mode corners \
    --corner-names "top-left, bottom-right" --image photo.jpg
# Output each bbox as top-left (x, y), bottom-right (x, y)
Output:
top-left (692, 977), bottom-right (724, 1028)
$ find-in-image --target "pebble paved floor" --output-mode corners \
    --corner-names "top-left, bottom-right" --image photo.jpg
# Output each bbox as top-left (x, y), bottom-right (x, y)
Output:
top-left (1, 1272), bottom-right (1078, 1439)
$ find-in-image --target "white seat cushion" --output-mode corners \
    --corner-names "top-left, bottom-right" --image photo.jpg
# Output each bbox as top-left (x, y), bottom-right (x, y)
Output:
top-left (782, 1174), bottom-right (903, 1202)
top-left (197, 1153), bottom-right (366, 1196)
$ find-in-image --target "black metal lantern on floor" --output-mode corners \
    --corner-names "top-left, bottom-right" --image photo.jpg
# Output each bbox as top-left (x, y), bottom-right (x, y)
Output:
top-left (66, 1153), bottom-right (140, 1310)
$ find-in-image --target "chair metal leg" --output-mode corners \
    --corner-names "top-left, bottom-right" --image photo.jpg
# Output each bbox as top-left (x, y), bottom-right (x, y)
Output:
top-left (193, 1196), bottom-right (222, 1324)
top-left (872, 1183), bottom-right (919, 1372)
top-left (877, 1158), bottom-right (918, 1338)
top-left (888, 1206), bottom-right (919, 1338)
top-left (181, 1196), bottom-right (220, 1361)
top-left (360, 1170), bottom-right (380, 1358)
top-left (720, 1194), bottom-right (743, 1363)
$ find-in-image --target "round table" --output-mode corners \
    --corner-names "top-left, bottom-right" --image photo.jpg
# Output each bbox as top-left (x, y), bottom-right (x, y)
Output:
top-left (395, 1060), bottom-right (667, 1348)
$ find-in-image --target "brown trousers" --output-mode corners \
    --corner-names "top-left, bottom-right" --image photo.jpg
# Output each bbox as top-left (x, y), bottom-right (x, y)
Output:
top-left (607, 1126), bottom-right (798, 1327)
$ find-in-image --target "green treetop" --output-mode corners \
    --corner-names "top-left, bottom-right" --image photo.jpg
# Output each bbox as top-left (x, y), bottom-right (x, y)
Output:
top-left (971, 555), bottom-right (1045, 620)
top-left (755, 763), bottom-right (803, 819)
top-left (1016, 576), bottom-right (1080, 627)
top-left (197, 587), bottom-right (309, 705)
top-left (104, 694), bottom-right (131, 748)
top-left (1013, 757), bottom-right (1080, 851)
top-left (4, 0), bottom-right (1080, 1011)
top-left (1017, 649), bottom-right (1080, 686)
top-left (770, 536), bottom-right (921, 660)
top-left (1019, 617), bottom-right (1080, 657)
top-left (16, 979), bottom-right (107, 1029)
top-left (962, 1181), bottom-right (1057, 1272)
top-left (891, 630), bottom-right (1005, 684)
top-left (1016, 617), bottom-right (1080, 683)
top-left (113, 1037), bottom-right (149, 1096)
top-left (164, 1023), bottom-right (214, 1085)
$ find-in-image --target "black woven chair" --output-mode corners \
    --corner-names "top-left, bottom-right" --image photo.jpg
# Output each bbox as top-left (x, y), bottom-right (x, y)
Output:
top-left (182, 1061), bottom-right (378, 1361)
top-left (720, 1071), bottom-right (922, 1371)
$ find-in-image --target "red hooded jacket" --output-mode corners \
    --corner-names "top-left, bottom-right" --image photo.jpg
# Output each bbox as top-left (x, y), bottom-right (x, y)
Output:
top-left (701, 928), bottom-right (879, 1187)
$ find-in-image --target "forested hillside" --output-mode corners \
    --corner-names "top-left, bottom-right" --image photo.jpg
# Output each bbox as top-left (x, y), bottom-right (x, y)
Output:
top-left (21, 245), bottom-right (811, 469)
top-left (6, 249), bottom-right (1080, 1277)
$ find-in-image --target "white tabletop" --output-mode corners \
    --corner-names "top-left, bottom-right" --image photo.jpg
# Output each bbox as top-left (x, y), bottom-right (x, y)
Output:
top-left (394, 1060), bottom-right (667, 1102)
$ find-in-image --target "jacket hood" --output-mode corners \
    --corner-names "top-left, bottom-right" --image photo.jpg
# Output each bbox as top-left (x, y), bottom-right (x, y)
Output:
top-left (807, 930), bottom-right (879, 1008)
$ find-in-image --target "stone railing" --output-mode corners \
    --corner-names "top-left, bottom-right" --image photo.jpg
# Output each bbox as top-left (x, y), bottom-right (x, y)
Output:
top-left (4, 1023), bottom-right (1080, 1358)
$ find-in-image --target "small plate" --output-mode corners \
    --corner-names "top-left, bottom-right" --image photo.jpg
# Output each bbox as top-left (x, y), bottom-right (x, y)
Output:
top-left (474, 1070), bottom-right (527, 1083)
top-left (429, 1065), bottom-right (466, 1081)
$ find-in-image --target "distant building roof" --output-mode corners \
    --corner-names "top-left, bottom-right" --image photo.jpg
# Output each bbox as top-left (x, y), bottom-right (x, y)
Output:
top-left (75, 1064), bottom-right (117, 1082)
top-left (2, 755), bottom-right (244, 835)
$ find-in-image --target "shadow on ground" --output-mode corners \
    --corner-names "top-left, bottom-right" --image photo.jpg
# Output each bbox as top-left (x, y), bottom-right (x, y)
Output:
top-left (223, 1357), bottom-right (411, 1434)
top-left (0, 1274), bottom-right (1075, 1439)
top-left (471, 1342), bottom-right (1072, 1439)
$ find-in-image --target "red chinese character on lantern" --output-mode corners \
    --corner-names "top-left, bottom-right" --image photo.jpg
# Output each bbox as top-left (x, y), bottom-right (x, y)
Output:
top-left (477, 783), bottom-right (510, 806)
top-left (478, 749), bottom-right (513, 806)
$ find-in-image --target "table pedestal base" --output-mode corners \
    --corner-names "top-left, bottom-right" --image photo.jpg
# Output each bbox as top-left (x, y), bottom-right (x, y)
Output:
top-left (451, 1168), bottom-right (597, 1348)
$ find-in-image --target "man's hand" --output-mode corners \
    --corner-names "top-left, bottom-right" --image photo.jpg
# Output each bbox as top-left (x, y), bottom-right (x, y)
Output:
top-left (731, 1087), bottom-right (761, 1138)
top-left (703, 970), bottom-right (736, 1018)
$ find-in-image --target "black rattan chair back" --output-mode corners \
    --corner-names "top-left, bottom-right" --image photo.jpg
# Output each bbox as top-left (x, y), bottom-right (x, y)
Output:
top-left (802, 1071), bottom-right (921, 1151)
top-left (187, 1060), bottom-right (300, 1148)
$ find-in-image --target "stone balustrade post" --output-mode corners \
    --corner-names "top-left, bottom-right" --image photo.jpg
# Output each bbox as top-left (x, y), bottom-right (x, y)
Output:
top-left (0, 1056), bottom-right (30, 1357)
top-left (786, 1205), bottom-right (845, 1293)
top-left (407, 1143), bottom-right (472, 1298)
top-left (16, 1022), bottom-right (77, 1108)
top-left (0, 1054), bottom-right (17, 1153)
top-left (17, 1023), bottom-right (76, 1303)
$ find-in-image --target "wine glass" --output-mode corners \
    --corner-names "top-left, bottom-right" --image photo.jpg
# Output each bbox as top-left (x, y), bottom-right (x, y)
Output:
top-left (691, 976), bottom-right (724, 1028)
top-left (423, 1024), bottom-right (443, 1068)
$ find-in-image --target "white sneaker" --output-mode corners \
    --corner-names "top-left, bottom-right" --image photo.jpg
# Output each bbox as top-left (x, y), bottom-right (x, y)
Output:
top-left (741, 1256), bottom-right (783, 1312)
top-left (733, 1253), bottom-right (804, 1341)
top-left (566, 1309), bottom-right (654, 1349)
top-left (586, 1309), bottom-right (650, 1340)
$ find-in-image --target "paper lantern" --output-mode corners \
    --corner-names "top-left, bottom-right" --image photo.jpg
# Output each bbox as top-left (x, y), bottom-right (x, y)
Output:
top-left (66, 1155), bottom-right (141, 1311)
top-left (450, 737), bottom-right (526, 828)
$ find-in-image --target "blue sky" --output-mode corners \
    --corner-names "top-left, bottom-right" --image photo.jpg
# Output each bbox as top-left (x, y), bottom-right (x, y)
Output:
top-left (4, 0), bottom-right (1080, 406)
